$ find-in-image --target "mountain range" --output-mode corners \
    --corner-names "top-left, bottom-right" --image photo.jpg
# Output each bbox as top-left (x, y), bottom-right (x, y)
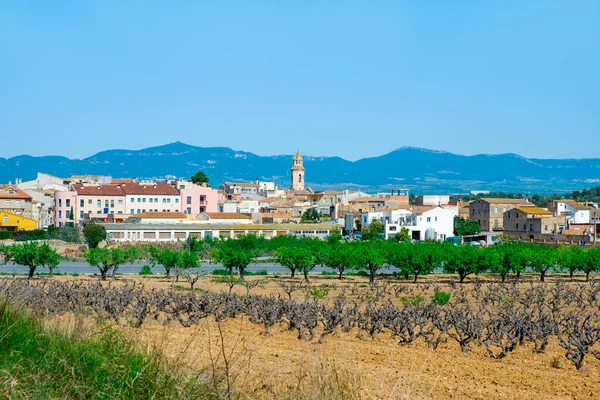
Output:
top-left (2, 142), bottom-right (600, 194)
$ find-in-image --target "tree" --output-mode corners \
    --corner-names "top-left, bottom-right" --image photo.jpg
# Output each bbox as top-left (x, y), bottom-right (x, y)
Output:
top-left (85, 248), bottom-right (129, 280)
top-left (177, 251), bottom-right (202, 289)
top-left (190, 171), bottom-right (210, 185)
top-left (83, 223), bottom-right (107, 249)
top-left (362, 220), bottom-right (383, 241)
top-left (301, 208), bottom-right (320, 223)
top-left (395, 227), bottom-right (411, 242)
top-left (491, 243), bottom-right (524, 282)
top-left (276, 245), bottom-right (313, 280)
top-left (581, 247), bottom-right (600, 281)
top-left (353, 242), bottom-right (385, 283)
top-left (212, 236), bottom-right (260, 280)
top-left (69, 206), bottom-right (74, 221)
top-left (5, 242), bottom-right (61, 279)
top-left (443, 244), bottom-right (487, 283)
top-left (323, 242), bottom-right (356, 279)
top-left (558, 246), bottom-right (584, 279)
top-left (149, 248), bottom-right (181, 278)
top-left (526, 244), bottom-right (558, 282)
top-left (453, 217), bottom-right (481, 236)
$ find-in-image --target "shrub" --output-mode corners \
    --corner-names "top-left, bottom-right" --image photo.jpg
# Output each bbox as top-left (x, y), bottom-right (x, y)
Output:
top-left (400, 296), bottom-right (425, 306)
top-left (139, 265), bottom-right (153, 275)
top-left (432, 291), bottom-right (451, 306)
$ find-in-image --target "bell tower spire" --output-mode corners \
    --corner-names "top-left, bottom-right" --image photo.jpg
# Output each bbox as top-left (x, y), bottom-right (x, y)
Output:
top-left (290, 151), bottom-right (305, 191)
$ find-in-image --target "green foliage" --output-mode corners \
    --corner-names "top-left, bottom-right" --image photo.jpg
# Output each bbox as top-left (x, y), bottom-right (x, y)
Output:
top-left (361, 220), bottom-right (383, 241)
top-left (83, 223), bottom-right (107, 249)
top-left (400, 295), bottom-right (425, 306)
top-left (309, 284), bottom-right (330, 300)
top-left (0, 299), bottom-right (213, 399)
top-left (139, 265), bottom-right (153, 275)
top-left (211, 235), bottom-right (262, 279)
top-left (432, 291), bottom-right (451, 306)
top-left (453, 216), bottom-right (481, 236)
top-left (352, 241), bottom-right (385, 282)
top-left (190, 170), bottom-right (210, 185)
top-left (1, 241), bottom-right (61, 279)
top-left (300, 208), bottom-right (320, 223)
top-left (276, 242), bottom-right (314, 281)
top-left (395, 227), bottom-right (411, 242)
top-left (69, 206), bottom-right (74, 221)
top-left (85, 248), bottom-right (130, 280)
top-left (149, 247), bottom-right (180, 277)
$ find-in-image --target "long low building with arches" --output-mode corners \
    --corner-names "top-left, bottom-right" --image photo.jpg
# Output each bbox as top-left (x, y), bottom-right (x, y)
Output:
top-left (100, 222), bottom-right (343, 243)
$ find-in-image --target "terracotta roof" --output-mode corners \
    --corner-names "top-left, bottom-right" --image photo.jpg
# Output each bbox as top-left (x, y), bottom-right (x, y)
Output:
top-left (134, 212), bottom-right (186, 219)
top-left (203, 212), bottom-right (252, 220)
top-left (73, 183), bottom-right (125, 196)
top-left (516, 206), bottom-right (552, 215)
top-left (478, 198), bottom-right (530, 205)
top-left (410, 206), bottom-right (437, 214)
top-left (0, 185), bottom-right (32, 200)
top-left (554, 199), bottom-right (589, 210)
top-left (119, 183), bottom-right (179, 195)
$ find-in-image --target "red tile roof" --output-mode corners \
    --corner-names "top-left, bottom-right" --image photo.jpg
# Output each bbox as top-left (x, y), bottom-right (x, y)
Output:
top-left (73, 183), bottom-right (125, 196)
top-left (119, 183), bottom-right (180, 195)
top-left (0, 185), bottom-right (32, 200)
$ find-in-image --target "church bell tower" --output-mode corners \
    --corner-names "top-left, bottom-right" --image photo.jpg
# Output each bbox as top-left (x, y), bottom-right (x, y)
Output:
top-left (290, 151), bottom-right (305, 191)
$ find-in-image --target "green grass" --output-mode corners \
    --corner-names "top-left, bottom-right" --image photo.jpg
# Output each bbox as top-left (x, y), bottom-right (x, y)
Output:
top-left (0, 298), bottom-right (216, 399)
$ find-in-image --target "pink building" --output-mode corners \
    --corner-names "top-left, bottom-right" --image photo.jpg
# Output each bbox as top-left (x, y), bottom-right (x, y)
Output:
top-left (176, 180), bottom-right (218, 215)
top-left (54, 190), bottom-right (78, 227)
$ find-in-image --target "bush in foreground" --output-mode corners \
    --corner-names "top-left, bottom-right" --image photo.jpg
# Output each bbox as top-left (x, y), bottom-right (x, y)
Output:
top-left (0, 298), bottom-right (215, 399)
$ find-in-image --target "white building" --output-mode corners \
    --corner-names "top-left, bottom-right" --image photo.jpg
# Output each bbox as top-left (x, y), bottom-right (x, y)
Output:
top-left (362, 206), bottom-right (455, 241)
top-left (548, 200), bottom-right (591, 224)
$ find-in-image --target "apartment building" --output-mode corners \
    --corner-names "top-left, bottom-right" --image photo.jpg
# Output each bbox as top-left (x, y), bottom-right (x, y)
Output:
top-left (0, 185), bottom-right (34, 220)
top-left (469, 198), bottom-right (531, 231)
top-left (121, 183), bottom-right (181, 214)
top-left (176, 180), bottom-right (218, 215)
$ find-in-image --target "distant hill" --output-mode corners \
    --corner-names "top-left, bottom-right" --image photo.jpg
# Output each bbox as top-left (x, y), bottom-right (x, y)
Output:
top-left (2, 142), bottom-right (600, 194)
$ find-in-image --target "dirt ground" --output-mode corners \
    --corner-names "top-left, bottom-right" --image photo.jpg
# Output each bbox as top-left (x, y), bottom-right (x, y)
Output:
top-left (47, 274), bottom-right (600, 399)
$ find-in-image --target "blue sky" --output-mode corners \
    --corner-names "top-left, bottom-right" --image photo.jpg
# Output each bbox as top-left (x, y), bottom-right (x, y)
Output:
top-left (1, 1), bottom-right (598, 161)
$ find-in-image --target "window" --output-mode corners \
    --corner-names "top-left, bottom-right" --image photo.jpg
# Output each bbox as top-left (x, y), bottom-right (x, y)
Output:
top-left (137, 209), bottom-right (141, 214)
top-left (110, 200), bottom-right (114, 208)
top-left (66, 199), bottom-right (71, 207)
top-left (142, 198), bottom-right (146, 203)
top-left (186, 196), bottom-right (192, 205)
top-left (137, 198), bottom-right (141, 202)
top-left (2, 216), bottom-right (8, 223)
top-left (16, 200), bottom-right (21, 206)
top-left (299, 174), bottom-right (302, 183)
top-left (162, 198), bottom-right (167, 203)
top-left (154, 198), bottom-right (158, 203)
top-left (130, 209), bottom-right (134, 214)
top-left (58, 199), bottom-right (62, 207)
top-left (131, 198), bottom-right (135, 203)
top-left (494, 220), bottom-right (499, 229)
top-left (186, 207), bottom-right (192, 214)
top-left (200, 206), bottom-right (205, 213)
top-left (426, 217), bottom-right (431, 222)
top-left (4, 200), bottom-right (10, 205)
top-left (494, 207), bottom-right (498, 213)
top-left (58, 211), bottom-right (62, 218)
top-left (97, 200), bottom-right (101, 207)
top-left (167, 198), bottom-right (171, 203)
top-left (80, 199), bottom-right (84, 207)
top-left (88, 199), bottom-right (92, 204)
top-left (149, 198), bottom-right (153, 203)
top-left (142, 209), bottom-right (146, 213)
top-left (118, 199), bottom-right (123, 205)
top-left (545, 225), bottom-right (548, 231)
top-left (503, 207), bottom-right (506, 213)
top-left (118, 211), bottom-right (123, 214)
top-left (175, 198), bottom-right (179, 203)
top-left (79, 211), bottom-right (84, 219)
top-left (435, 217), bottom-right (438, 222)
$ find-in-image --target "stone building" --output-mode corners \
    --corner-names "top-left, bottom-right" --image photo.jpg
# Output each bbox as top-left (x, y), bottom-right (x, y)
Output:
top-left (290, 151), bottom-right (305, 191)
top-left (468, 198), bottom-right (531, 232)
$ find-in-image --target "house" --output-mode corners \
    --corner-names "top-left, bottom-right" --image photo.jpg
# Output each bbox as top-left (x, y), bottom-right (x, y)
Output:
top-left (72, 183), bottom-right (127, 222)
top-left (547, 200), bottom-right (591, 224)
top-left (362, 206), bottom-right (455, 241)
top-left (415, 195), bottom-right (450, 206)
top-left (468, 198), bottom-right (531, 232)
top-left (0, 211), bottom-right (36, 231)
top-left (502, 206), bottom-right (593, 242)
top-left (121, 183), bottom-right (181, 214)
top-left (176, 180), bottom-right (219, 215)
top-left (197, 212), bottom-right (253, 224)
top-left (0, 185), bottom-right (34, 221)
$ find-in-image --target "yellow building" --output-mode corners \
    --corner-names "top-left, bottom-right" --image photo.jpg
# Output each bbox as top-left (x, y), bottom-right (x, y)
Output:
top-left (0, 211), bottom-right (37, 231)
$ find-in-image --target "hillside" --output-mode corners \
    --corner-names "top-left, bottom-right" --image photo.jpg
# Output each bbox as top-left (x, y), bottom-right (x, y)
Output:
top-left (2, 142), bottom-right (600, 194)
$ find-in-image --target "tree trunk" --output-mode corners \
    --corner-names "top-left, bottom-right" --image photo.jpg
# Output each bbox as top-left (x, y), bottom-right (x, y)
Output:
top-left (413, 273), bottom-right (419, 283)
top-left (586, 271), bottom-right (591, 282)
top-left (516, 270), bottom-right (521, 279)
top-left (112, 266), bottom-right (118, 279)
top-left (165, 267), bottom-right (170, 278)
top-left (459, 271), bottom-right (466, 284)
top-left (190, 281), bottom-right (196, 290)
top-left (303, 270), bottom-right (310, 283)
top-left (291, 269), bottom-right (295, 278)
top-left (569, 270), bottom-right (574, 278)
top-left (501, 272), bottom-right (507, 283)
top-left (100, 269), bottom-right (108, 281)
top-left (239, 267), bottom-right (245, 281)
top-left (28, 267), bottom-right (35, 280)
top-left (404, 272), bottom-right (410, 280)
top-left (338, 270), bottom-right (343, 280)
top-left (369, 269), bottom-right (375, 283)
top-left (540, 270), bottom-right (546, 282)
